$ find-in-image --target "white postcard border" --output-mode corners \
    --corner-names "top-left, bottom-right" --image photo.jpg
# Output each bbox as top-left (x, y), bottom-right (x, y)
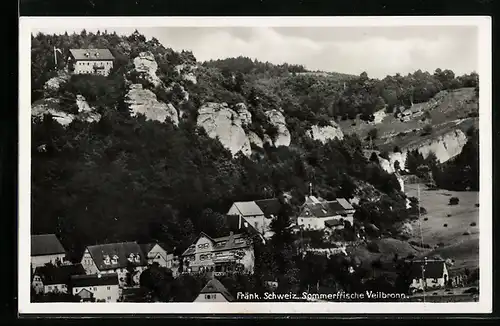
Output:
top-left (19, 16), bottom-right (492, 315)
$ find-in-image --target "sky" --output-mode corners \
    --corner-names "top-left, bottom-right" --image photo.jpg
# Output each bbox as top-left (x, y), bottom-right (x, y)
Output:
top-left (33, 26), bottom-right (478, 79)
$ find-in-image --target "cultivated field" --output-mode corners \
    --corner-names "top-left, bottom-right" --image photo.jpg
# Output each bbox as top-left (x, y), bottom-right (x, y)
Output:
top-left (405, 183), bottom-right (480, 272)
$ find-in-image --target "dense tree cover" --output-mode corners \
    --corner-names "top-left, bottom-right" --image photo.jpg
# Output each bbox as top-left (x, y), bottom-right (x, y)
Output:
top-left (31, 30), bottom-right (476, 266)
top-left (203, 56), bottom-right (307, 77)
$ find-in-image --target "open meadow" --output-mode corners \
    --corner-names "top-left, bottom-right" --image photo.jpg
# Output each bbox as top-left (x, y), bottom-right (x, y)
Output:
top-left (405, 183), bottom-right (479, 272)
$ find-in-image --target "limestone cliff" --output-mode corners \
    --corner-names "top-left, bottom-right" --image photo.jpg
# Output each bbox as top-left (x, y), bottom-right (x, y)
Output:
top-left (32, 95), bottom-right (101, 126)
top-left (132, 52), bottom-right (163, 87)
top-left (307, 122), bottom-right (344, 143)
top-left (125, 84), bottom-right (179, 125)
top-left (265, 109), bottom-right (291, 147)
top-left (196, 102), bottom-right (252, 157)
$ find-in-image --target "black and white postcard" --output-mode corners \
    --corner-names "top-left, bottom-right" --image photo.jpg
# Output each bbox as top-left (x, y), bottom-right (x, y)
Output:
top-left (18, 16), bottom-right (492, 314)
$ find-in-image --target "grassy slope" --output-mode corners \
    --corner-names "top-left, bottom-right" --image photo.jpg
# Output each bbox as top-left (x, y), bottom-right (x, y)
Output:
top-left (338, 87), bottom-right (479, 152)
top-left (405, 183), bottom-right (479, 272)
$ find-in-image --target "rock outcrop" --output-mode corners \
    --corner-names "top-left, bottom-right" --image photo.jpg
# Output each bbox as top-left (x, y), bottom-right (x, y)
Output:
top-left (133, 52), bottom-right (163, 87)
top-left (125, 84), bottom-right (179, 125)
top-left (197, 102), bottom-right (251, 157)
top-left (43, 73), bottom-right (70, 93)
top-left (248, 131), bottom-right (264, 148)
top-left (372, 108), bottom-right (387, 124)
top-left (413, 129), bottom-right (468, 163)
top-left (235, 103), bottom-right (252, 126)
top-left (32, 95), bottom-right (101, 126)
top-left (379, 129), bottom-right (468, 175)
top-left (265, 109), bottom-right (291, 147)
top-left (307, 122), bottom-right (344, 143)
top-left (174, 64), bottom-right (197, 84)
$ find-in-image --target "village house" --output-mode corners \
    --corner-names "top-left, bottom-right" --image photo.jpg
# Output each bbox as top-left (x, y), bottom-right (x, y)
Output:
top-left (297, 196), bottom-right (355, 231)
top-left (80, 242), bottom-right (148, 287)
top-left (71, 273), bottom-right (120, 302)
top-left (32, 264), bottom-right (85, 294)
top-left (31, 234), bottom-right (67, 269)
top-left (194, 278), bottom-right (234, 302)
top-left (68, 49), bottom-right (114, 76)
top-left (226, 198), bottom-right (282, 238)
top-left (225, 213), bottom-right (266, 244)
top-left (409, 258), bottom-right (449, 291)
top-left (139, 242), bottom-right (174, 269)
top-left (181, 231), bottom-right (255, 276)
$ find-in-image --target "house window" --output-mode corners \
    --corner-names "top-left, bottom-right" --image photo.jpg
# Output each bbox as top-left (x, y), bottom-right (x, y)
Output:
top-left (107, 296), bottom-right (111, 301)
top-left (205, 294), bottom-right (213, 300)
top-left (255, 222), bottom-right (258, 228)
top-left (107, 286), bottom-right (111, 290)
top-left (93, 287), bottom-right (97, 291)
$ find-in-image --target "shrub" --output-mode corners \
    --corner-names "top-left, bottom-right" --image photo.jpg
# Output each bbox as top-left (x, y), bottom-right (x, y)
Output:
top-left (366, 241), bottom-right (380, 253)
top-left (437, 242), bottom-right (445, 247)
top-left (393, 146), bottom-right (401, 153)
top-left (470, 222), bottom-right (477, 227)
top-left (449, 197), bottom-right (459, 205)
top-left (367, 128), bottom-right (378, 140)
top-left (421, 124), bottom-right (433, 136)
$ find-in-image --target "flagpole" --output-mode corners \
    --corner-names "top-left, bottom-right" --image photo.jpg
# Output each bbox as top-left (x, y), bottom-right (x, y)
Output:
top-left (54, 46), bottom-right (57, 67)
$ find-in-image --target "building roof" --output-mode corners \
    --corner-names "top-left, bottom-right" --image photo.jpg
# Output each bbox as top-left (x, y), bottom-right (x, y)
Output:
top-left (199, 279), bottom-right (234, 301)
top-left (139, 242), bottom-right (170, 255)
top-left (86, 242), bottom-right (147, 271)
top-left (182, 232), bottom-right (252, 256)
top-left (31, 234), bottom-right (66, 257)
top-left (409, 260), bottom-right (446, 279)
top-left (69, 49), bottom-right (114, 61)
top-left (254, 198), bottom-right (282, 218)
top-left (225, 215), bottom-right (261, 236)
top-left (34, 264), bottom-right (85, 285)
top-left (71, 273), bottom-right (119, 287)
top-left (336, 198), bottom-right (354, 211)
top-left (299, 200), bottom-right (350, 219)
top-left (231, 201), bottom-right (264, 217)
top-left (325, 219), bottom-right (344, 228)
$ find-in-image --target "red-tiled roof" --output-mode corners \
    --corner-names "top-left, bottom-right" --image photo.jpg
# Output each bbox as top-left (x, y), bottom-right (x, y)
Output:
top-left (71, 273), bottom-right (119, 287)
top-left (31, 234), bottom-right (66, 256)
top-left (86, 242), bottom-right (147, 271)
top-left (199, 279), bottom-right (234, 301)
top-left (69, 49), bottom-right (114, 61)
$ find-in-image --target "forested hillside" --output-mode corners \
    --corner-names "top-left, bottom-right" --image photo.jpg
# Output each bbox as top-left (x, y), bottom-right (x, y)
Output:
top-left (30, 30), bottom-right (479, 263)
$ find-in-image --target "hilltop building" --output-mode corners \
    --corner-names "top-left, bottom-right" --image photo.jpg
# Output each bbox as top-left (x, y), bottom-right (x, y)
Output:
top-left (68, 49), bottom-right (114, 76)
